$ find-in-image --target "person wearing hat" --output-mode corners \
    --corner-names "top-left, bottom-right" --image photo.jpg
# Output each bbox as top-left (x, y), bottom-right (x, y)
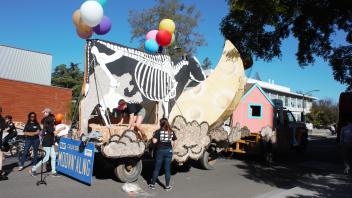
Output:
top-left (117, 99), bottom-right (147, 140)
top-left (0, 107), bottom-right (8, 180)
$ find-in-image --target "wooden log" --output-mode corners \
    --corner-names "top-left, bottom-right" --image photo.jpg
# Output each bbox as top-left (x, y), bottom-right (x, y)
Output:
top-left (171, 116), bottom-right (210, 163)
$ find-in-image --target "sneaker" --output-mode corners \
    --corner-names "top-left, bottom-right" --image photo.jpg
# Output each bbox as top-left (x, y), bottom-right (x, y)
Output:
top-left (52, 173), bottom-right (60, 177)
top-left (0, 175), bottom-right (8, 181)
top-left (148, 184), bottom-right (156, 190)
top-left (18, 166), bottom-right (23, 171)
top-left (165, 185), bottom-right (172, 191)
top-left (29, 170), bottom-right (37, 177)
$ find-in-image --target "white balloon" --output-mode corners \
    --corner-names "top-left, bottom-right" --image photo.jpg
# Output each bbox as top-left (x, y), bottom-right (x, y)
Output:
top-left (80, 0), bottom-right (104, 27)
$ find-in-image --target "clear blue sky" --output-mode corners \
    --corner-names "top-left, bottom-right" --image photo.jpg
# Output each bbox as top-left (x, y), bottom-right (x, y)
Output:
top-left (0, 0), bottom-right (347, 101)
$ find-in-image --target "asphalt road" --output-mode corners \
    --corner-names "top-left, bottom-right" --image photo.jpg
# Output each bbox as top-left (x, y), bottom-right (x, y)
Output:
top-left (1, 134), bottom-right (351, 198)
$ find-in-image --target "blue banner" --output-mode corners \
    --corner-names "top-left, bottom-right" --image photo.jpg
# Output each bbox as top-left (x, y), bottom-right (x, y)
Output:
top-left (57, 138), bottom-right (95, 185)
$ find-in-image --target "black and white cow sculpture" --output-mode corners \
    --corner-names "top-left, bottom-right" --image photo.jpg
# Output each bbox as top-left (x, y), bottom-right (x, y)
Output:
top-left (80, 39), bottom-right (206, 133)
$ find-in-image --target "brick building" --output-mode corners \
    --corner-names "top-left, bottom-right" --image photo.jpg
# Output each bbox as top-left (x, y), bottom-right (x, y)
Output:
top-left (0, 45), bottom-right (72, 123)
top-left (0, 78), bottom-right (72, 123)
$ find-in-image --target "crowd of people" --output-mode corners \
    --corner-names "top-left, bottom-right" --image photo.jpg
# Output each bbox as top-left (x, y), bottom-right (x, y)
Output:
top-left (0, 104), bottom-right (178, 191)
top-left (0, 106), bottom-right (65, 180)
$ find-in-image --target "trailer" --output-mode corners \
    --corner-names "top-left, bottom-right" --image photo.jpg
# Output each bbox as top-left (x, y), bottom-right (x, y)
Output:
top-left (75, 39), bottom-right (246, 182)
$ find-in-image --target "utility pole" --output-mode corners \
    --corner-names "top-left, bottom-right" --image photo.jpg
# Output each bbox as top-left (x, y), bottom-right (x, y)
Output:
top-left (302, 89), bottom-right (319, 122)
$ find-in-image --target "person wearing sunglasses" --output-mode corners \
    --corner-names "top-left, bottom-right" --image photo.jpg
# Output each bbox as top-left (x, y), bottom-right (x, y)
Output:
top-left (18, 112), bottom-right (41, 171)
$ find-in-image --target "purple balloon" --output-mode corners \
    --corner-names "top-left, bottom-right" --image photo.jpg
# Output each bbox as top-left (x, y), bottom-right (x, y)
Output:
top-left (93, 16), bottom-right (112, 35)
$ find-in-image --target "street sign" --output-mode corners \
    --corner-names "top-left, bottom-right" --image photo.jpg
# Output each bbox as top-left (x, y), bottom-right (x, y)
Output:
top-left (57, 138), bottom-right (95, 185)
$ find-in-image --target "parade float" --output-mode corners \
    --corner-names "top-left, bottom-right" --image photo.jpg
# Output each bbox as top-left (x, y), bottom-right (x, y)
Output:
top-left (64, 0), bottom-right (307, 184)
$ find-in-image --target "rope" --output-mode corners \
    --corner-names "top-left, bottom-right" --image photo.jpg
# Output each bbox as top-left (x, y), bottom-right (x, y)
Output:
top-left (92, 57), bottom-right (112, 136)
top-left (172, 98), bottom-right (185, 119)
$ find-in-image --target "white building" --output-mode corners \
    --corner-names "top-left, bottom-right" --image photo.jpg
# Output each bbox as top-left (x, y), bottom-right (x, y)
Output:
top-left (247, 78), bottom-right (317, 121)
top-left (0, 45), bottom-right (52, 85)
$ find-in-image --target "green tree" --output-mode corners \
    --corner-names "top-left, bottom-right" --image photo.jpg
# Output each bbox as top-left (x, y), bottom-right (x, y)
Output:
top-left (306, 99), bottom-right (338, 127)
top-left (220, 0), bottom-right (352, 90)
top-left (202, 57), bottom-right (212, 70)
top-left (51, 62), bottom-right (83, 99)
top-left (128, 0), bottom-right (206, 58)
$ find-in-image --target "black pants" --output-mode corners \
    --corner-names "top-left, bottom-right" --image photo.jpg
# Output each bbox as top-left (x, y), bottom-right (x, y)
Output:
top-left (342, 144), bottom-right (352, 169)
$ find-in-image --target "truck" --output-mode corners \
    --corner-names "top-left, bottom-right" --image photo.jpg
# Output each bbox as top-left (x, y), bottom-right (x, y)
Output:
top-left (337, 92), bottom-right (352, 142)
top-left (74, 38), bottom-right (307, 183)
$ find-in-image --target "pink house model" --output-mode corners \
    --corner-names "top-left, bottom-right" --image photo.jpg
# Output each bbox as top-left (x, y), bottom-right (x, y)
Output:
top-left (232, 83), bottom-right (275, 133)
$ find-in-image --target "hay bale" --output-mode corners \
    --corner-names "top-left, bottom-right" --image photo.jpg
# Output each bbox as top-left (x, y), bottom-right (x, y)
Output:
top-left (171, 116), bottom-right (210, 163)
top-left (208, 127), bottom-right (229, 142)
top-left (260, 126), bottom-right (276, 143)
top-left (102, 130), bottom-right (146, 158)
top-left (228, 122), bottom-right (242, 143)
top-left (89, 124), bottom-right (158, 143)
top-left (240, 126), bottom-right (251, 137)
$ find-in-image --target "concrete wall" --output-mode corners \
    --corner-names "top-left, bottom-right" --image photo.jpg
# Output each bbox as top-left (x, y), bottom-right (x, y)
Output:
top-left (0, 78), bottom-right (72, 123)
top-left (232, 87), bottom-right (274, 133)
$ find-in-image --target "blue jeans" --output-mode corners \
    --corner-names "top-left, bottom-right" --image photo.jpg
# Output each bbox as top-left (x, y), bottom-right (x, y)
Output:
top-left (151, 148), bottom-right (173, 186)
top-left (20, 138), bottom-right (39, 167)
top-left (32, 146), bottom-right (56, 174)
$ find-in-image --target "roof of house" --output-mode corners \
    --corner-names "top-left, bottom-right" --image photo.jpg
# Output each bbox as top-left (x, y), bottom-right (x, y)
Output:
top-left (247, 78), bottom-right (317, 100)
top-left (242, 83), bottom-right (275, 106)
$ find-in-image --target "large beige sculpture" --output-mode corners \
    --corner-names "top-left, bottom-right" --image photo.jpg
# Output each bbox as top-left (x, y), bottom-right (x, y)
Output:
top-left (169, 40), bottom-right (246, 128)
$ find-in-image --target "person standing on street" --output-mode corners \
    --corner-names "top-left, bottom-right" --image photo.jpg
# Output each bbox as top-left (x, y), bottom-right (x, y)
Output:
top-left (2, 115), bottom-right (17, 150)
top-left (18, 112), bottom-right (41, 171)
top-left (149, 118), bottom-right (177, 191)
top-left (30, 115), bottom-right (63, 177)
top-left (0, 107), bottom-right (8, 180)
top-left (340, 119), bottom-right (352, 174)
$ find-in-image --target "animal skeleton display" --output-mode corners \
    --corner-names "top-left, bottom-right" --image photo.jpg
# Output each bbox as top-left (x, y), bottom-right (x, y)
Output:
top-left (80, 39), bottom-right (205, 133)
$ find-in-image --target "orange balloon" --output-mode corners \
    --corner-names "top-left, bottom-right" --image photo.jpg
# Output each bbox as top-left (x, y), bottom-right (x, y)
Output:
top-left (55, 113), bottom-right (64, 123)
top-left (72, 9), bottom-right (81, 26)
top-left (77, 20), bottom-right (92, 34)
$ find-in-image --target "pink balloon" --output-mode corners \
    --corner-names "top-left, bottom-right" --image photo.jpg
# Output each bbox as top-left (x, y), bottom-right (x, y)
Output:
top-left (146, 30), bottom-right (158, 40)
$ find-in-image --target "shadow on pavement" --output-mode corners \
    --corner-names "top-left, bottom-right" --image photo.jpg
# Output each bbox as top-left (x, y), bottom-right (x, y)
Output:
top-left (229, 136), bottom-right (352, 198)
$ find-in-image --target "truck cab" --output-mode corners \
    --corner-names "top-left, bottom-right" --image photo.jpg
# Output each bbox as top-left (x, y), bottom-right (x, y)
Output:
top-left (274, 104), bottom-right (308, 154)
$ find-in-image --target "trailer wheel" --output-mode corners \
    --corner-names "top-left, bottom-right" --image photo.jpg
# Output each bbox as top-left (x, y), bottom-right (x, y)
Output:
top-left (114, 159), bottom-right (142, 183)
top-left (199, 149), bottom-right (217, 170)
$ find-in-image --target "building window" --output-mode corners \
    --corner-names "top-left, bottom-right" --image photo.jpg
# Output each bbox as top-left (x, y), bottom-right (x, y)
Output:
top-left (285, 96), bottom-right (289, 107)
top-left (297, 99), bottom-right (302, 108)
top-left (290, 97), bottom-right (295, 107)
top-left (248, 104), bottom-right (262, 119)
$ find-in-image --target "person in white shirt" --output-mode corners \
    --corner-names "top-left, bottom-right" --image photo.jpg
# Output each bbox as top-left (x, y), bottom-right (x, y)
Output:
top-left (340, 121), bottom-right (352, 174)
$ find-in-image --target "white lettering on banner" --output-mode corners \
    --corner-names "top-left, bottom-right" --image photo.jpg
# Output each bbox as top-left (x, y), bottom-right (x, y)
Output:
top-left (58, 151), bottom-right (91, 176)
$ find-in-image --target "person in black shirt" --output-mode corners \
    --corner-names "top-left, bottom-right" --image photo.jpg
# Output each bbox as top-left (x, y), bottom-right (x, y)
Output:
top-left (18, 112), bottom-right (41, 171)
top-left (117, 99), bottom-right (147, 140)
top-left (0, 107), bottom-right (8, 180)
top-left (1, 115), bottom-right (17, 151)
top-left (31, 115), bottom-right (63, 177)
top-left (149, 118), bottom-right (177, 191)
